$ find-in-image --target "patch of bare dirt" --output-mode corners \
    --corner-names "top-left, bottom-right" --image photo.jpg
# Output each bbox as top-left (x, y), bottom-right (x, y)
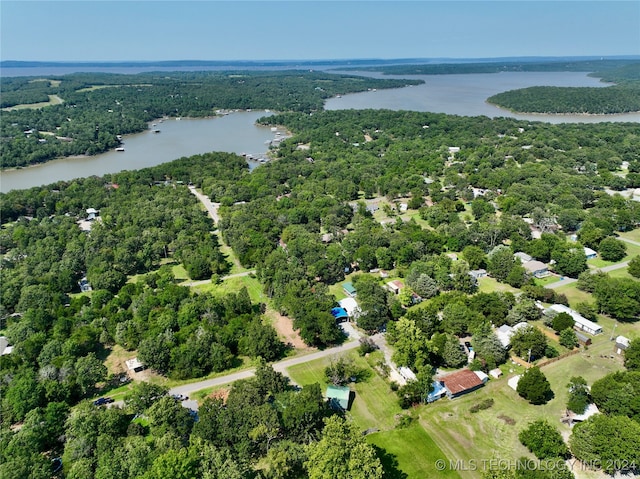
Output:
top-left (266, 307), bottom-right (310, 351)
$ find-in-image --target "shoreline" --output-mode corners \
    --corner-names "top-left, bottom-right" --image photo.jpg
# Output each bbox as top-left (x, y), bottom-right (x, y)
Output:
top-left (485, 100), bottom-right (640, 118)
top-left (1, 109), bottom-right (277, 175)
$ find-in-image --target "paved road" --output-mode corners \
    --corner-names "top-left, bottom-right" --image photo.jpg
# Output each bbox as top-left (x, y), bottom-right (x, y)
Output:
top-left (188, 185), bottom-right (220, 224)
top-left (618, 236), bottom-right (640, 247)
top-left (168, 335), bottom-right (370, 401)
top-left (181, 269), bottom-right (257, 287)
top-left (545, 261), bottom-right (629, 289)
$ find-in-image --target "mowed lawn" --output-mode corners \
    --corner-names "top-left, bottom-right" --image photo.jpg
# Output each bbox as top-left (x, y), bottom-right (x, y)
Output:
top-left (368, 423), bottom-right (461, 479)
top-left (287, 351), bottom-right (452, 478)
top-left (419, 343), bottom-right (626, 479)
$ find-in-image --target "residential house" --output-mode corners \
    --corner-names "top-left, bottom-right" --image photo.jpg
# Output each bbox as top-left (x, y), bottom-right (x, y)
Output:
top-left (385, 280), bottom-right (405, 295)
top-left (338, 297), bottom-right (360, 318)
top-left (522, 260), bottom-right (549, 278)
top-left (469, 269), bottom-right (487, 280)
top-left (584, 247), bottom-right (597, 260)
top-left (547, 304), bottom-right (603, 335)
top-left (440, 369), bottom-right (487, 399)
top-left (342, 282), bottom-right (357, 298)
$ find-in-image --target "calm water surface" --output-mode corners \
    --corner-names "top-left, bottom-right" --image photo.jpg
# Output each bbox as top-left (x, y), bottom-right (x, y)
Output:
top-left (1, 111), bottom-right (277, 193)
top-left (326, 71), bottom-right (640, 124)
top-left (3, 72), bottom-right (638, 192)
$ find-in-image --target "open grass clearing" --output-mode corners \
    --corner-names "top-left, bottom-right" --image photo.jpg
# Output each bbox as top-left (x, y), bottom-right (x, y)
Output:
top-left (533, 275), bottom-right (561, 286)
top-left (551, 283), bottom-right (593, 307)
top-left (587, 240), bottom-right (640, 268)
top-left (191, 274), bottom-right (266, 303)
top-left (477, 276), bottom-right (519, 294)
top-left (3, 94), bottom-right (63, 110)
top-left (618, 228), bottom-right (640, 243)
top-left (607, 267), bottom-right (638, 280)
top-left (368, 422), bottom-right (461, 479)
top-left (419, 346), bottom-right (624, 479)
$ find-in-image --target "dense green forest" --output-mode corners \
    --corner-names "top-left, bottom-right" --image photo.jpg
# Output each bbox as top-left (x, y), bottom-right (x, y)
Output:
top-left (487, 84), bottom-right (640, 114)
top-left (2, 105), bottom-right (640, 478)
top-left (0, 71), bottom-right (421, 169)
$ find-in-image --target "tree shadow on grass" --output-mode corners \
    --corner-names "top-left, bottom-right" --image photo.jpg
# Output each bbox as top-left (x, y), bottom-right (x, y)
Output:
top-left (371, 444), bottom-right (408, 479)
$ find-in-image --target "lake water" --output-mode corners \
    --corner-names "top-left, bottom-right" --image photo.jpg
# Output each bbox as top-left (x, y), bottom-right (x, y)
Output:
top-left (3, 71), bottom-right (639, 192)
top-left (326, 71), bottom-right (640, 124)
top-left (1, 111), bottom-right (279, 193)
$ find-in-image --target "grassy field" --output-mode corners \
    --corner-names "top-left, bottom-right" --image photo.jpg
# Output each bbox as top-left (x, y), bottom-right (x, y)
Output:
top-left (587, 241), bottom-right (640, 268)
top-left (3, 94), bottom-right (63, 110)
top-left (191, 274), bottom-right (266, 303)
top-left (368, 423), bottom-right (461, 479)
top-left (477, 276), bottom-right (519, 294)
top-left (533, 275), bottom-right (562, 286)
top-left (419, 342), bottom-right (625, 479)
top-left (618, 229), bottom-right (640, 243)
top-left (287, 350), bottom-right (458, 478)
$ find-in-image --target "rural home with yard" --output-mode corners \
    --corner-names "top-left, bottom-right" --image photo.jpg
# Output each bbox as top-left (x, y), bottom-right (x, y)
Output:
top-left (546, 304), bottom-right (603, 335)
top-left (522, 260), bottom-right (549, 278)
top-left (440, 369), bottom-right (488, 399)
top-left (342, 282), bottom-right (357, 297)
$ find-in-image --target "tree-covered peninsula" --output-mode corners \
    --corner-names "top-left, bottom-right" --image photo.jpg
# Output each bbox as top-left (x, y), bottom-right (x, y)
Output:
top-left (0, 71), bottom-right (421, 169)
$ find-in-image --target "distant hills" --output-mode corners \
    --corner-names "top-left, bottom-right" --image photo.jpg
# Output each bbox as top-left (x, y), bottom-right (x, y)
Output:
top-left (2, 56), bottom-right (639, 70)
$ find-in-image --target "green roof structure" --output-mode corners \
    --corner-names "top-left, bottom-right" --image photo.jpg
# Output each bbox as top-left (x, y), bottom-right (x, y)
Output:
top-left (342, 282), bottom-right (356, 297)
top-left (326, 385), bottom-right (351, 410)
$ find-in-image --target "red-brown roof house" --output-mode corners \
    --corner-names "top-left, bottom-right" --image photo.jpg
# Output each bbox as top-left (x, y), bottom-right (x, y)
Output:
top-left (441, 369), bottom-right (486, 399)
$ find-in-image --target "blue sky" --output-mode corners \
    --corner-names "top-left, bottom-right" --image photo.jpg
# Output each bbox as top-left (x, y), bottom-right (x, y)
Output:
top-left (1, 1), bottom-right (638, 61)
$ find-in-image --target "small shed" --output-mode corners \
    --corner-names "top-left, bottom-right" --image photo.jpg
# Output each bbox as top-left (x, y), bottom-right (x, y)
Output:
top-left (385, 280), bottom-right (405, 295)
top-left (489, 368), bottom-right (503, 379)
top-left (473, 370), bottom-right (489, 384)
top-left (507, 375), bottom-right (521, 391)
top-left (514, 252), bottom-right (533, 263)
top-left (614, 335), bottom-right (631, 355)
top-left (584, 247), bottom-right (597, 259)
top-left (427, 381), bottom-right (448, 403)
top-left (326, 385), bottom-right (351, 410)
top-left (398, 366), bottom-right (417, 382)
top-left (575, 332), bottom-right (592, 346)
top-left (0, 336), bottom-right (13, 356)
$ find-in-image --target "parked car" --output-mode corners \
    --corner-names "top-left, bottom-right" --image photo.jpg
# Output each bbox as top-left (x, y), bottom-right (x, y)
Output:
top-left (93, 397), bottom-right (114, 406)
top-left (464, 341), bottom-right (473, 352)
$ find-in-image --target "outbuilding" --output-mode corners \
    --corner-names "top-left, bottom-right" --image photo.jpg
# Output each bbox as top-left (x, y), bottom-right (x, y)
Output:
top-left (326, 385), bottom-right (351, 411)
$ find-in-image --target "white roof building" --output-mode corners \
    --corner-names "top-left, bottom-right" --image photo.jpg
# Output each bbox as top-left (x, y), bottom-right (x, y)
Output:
top-left (508, 375), bottom-right (521, 391)
top-left (338, 297), bottom-right (360, 317)
top-left (547, 304), bottom-right (603, 335)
